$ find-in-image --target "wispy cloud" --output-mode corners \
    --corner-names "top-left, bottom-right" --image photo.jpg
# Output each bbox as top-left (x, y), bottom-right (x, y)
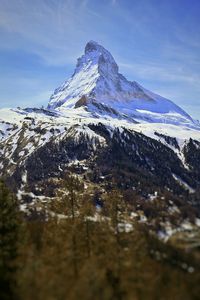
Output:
top-left (119, 61), bottom-right (200, 87)
top-left (111, 0), bottom-right (117, 5)
top-left (0, 0), bottom-right (107, 65)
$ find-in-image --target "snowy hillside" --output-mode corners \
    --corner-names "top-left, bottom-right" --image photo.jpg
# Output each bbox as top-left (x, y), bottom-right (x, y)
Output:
top-left (0, 40), bottom-right (200, 214)
top-left (48, 41), bottom-right (196, 128)
top-left (0, 107), bottom-right (200, 149)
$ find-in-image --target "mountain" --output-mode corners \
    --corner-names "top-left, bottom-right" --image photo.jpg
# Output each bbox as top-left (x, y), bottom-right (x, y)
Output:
top-left (48, 40), bottom-right (195, 127)
top-left (0, 41), bottom-right (200, 239)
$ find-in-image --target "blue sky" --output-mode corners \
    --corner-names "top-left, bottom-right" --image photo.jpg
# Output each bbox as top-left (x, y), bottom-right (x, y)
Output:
top-left (0, 0), bottom-right (200, 119)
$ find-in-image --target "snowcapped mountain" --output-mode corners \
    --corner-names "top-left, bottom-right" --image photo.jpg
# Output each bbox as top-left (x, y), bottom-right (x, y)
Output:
top-left (0, 40), bottom-right (200, 226)
top-left (48, 40), bottom-right (195, 127)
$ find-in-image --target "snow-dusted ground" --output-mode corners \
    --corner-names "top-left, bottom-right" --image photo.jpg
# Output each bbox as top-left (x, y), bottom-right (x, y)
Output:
top-left (0, 105), bottom-right (199, 182)
top-left (1, 106), bottom-right (200, 248)
top-left (0, 107), bottom-right (200, 149)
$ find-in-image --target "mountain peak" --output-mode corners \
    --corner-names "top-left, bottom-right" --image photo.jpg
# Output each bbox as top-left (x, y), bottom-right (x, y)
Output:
top-left (48, 41), bottom-right (120, 109)
top-left (47, 41), bottom-right (194, 127)
top-left (84, 40), bottom-right (102, 54)
top-left (80, 40), bottom-right (119, 74)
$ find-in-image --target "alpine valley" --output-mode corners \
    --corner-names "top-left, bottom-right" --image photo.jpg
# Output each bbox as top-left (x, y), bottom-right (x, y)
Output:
top-left (1, 41), bottom-right (200, 242)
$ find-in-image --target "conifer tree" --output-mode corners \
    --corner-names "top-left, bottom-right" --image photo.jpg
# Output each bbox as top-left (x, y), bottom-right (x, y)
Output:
top-left (102, 189), bottom-right (127, 300)
top-left (63, 175), bottom-right (83, 277)
top-left (0, 180), bottom-right (20, 300)
top-left (79, 193), bottom-right (96, 258)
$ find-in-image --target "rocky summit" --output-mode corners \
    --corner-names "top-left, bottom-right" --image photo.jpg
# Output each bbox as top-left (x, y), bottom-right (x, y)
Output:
top-left (48, 40), bottom-right (195, 127)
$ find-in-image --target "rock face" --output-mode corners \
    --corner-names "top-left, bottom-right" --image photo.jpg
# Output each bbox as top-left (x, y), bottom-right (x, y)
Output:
top-left (48, 41), bottom-right (195, 127)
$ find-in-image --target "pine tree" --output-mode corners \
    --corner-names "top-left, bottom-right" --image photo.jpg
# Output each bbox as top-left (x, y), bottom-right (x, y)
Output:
top-left (63, 175), bottom-right (83, 277)
top-left (0, 180), bottom-right (20, 300)
top-left (102, 189), bottom-right (127, 300)
top-left (79, 193), bottom-right (96, 258)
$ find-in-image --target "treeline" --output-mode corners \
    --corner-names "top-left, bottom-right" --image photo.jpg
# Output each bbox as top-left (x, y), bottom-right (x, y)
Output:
top-left (1, 178), bottom-right (200, 300)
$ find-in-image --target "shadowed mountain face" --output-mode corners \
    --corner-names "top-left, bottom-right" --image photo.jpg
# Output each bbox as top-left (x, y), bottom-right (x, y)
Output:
top-left (48, 41), bottom-right (194, 127)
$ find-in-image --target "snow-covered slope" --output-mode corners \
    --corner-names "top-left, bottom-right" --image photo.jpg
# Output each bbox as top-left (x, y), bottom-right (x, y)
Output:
top-left (48, 40), bottom-right (196, 127)
top-left (1, 106), bottom-right (200, 176)
top-left (1, 40), bottom-right (200, 201)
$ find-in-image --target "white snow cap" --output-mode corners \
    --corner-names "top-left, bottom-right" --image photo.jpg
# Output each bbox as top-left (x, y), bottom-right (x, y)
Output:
top-left (48, 40), bottom-right (196, 128)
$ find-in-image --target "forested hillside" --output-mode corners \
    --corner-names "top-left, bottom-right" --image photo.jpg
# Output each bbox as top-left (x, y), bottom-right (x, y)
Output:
top-left (1, 178), bottom-right (200, 300)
